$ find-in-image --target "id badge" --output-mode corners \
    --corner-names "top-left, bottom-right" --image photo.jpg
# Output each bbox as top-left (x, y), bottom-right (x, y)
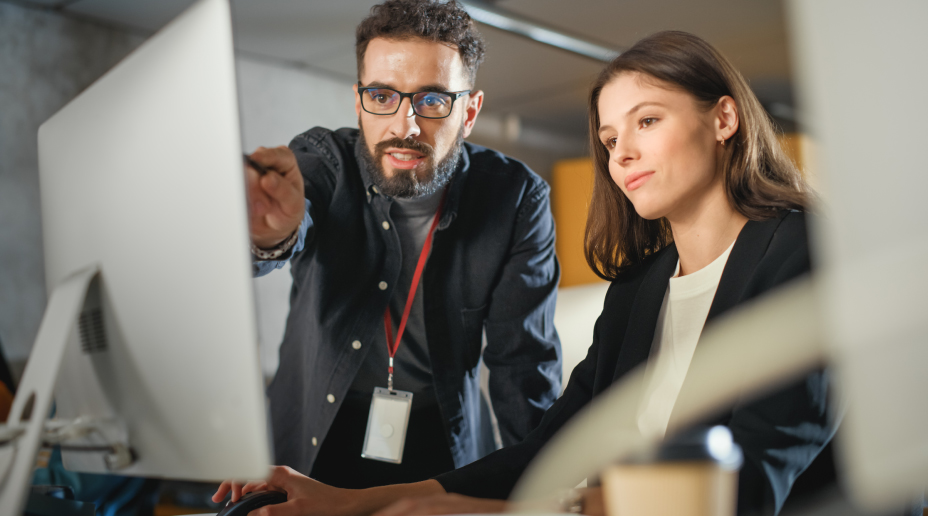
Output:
top-left (361, 387), bottom-right (413, 463)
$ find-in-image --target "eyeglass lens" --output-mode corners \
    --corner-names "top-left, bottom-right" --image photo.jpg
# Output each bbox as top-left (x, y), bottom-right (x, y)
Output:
top-left (361, 89), bottom-right (454, 118)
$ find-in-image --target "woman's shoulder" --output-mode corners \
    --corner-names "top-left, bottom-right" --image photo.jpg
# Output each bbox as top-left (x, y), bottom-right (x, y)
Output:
top-left (766, 209), bottom-right (810, 261)
top-left (748, 209), bottom-right (813, 290)
top-left (776, 209), bottom-right (808, 239)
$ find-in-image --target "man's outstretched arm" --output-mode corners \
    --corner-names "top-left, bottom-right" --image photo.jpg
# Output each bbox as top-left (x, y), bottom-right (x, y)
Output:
top-left (245, 146), bottom-right (305, 249)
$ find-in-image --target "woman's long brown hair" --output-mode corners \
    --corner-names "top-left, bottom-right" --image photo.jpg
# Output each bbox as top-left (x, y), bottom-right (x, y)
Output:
top-left (584, 31), bottom-right (810, 280)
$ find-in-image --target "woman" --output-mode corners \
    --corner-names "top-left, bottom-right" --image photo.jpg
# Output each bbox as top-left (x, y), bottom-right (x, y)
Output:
top-left (214, 31), bottom-right (832, 516)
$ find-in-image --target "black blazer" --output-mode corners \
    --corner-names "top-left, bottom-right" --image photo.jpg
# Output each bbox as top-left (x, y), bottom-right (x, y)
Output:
top-left (436, 211), bottom-right (834, 515)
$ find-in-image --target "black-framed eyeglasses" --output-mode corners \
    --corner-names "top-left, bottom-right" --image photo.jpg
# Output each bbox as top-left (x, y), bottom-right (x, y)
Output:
top-left (357, 82), bottom-right (470, 119)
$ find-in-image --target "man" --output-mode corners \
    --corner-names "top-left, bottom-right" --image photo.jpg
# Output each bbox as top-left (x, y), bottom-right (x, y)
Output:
top-left (242, 0), bottom-right (561, 489)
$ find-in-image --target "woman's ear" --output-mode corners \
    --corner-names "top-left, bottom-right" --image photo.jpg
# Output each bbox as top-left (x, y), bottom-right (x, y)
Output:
top-left (716, 96), bottom-right (739, 142)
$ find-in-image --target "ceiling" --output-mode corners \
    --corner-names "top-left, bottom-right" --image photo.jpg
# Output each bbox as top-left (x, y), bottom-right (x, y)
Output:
top-left (18, 0), bottom-right (798, 168)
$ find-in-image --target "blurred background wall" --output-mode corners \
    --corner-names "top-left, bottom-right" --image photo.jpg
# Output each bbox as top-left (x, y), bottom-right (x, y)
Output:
top-left (0, 3), bottom-right (145, 375)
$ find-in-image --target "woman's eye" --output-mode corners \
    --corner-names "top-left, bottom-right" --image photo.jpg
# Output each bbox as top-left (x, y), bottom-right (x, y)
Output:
top-left (603, 137), bottom-right (616, 150)
top-left (640, 117), bottom-right (657, 128)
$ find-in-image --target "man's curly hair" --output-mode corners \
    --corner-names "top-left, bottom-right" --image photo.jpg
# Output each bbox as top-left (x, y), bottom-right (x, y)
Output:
top-left (356, 0), bottom-right (486, 86)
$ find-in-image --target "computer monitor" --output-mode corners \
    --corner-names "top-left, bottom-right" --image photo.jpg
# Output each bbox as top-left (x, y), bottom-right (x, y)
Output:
top-left (0, 0), bottom-right (269, 513)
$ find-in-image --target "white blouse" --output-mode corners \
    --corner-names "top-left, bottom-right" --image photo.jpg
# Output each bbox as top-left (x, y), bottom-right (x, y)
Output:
top-left (637, 241), bottom-right (736, 438)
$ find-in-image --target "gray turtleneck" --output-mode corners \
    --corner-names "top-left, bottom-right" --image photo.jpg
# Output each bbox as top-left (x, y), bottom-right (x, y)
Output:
top-left (349, 187), bottom-right (445, 408)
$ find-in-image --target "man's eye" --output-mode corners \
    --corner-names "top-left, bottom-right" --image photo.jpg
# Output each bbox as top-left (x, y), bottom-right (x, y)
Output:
top-left (368, 90), bottom-right (395, 104)
top-left (419, 94), bottom-right (447, 107)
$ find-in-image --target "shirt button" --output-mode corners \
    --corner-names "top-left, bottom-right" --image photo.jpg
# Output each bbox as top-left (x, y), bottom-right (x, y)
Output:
top-left (326, 394), bottom-right (335, 403)
top-left (312, 437), bottom-right (318, 446)
top-left (352, 340), bottom-right (362, 350)
top-left (379, 281), bottom-right (388, 290)
top-left (382, 221), bottom-right (390, 230)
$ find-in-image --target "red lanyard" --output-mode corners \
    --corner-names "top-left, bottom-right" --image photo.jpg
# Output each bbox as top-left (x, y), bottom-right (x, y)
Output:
top-left (383, 192), bottom-right (446, 390)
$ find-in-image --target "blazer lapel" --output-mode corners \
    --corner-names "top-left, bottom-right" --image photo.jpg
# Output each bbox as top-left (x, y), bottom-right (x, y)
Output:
top-left (706, 212), bottom-right (787, 323)
top-left (609, 212), bottom-right (788, 384)
top-left (612, 244), bottom-right (679, 381)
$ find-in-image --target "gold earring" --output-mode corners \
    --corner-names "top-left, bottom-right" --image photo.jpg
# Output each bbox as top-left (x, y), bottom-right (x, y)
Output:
top-left (719, 138), bottom-right (726, 146)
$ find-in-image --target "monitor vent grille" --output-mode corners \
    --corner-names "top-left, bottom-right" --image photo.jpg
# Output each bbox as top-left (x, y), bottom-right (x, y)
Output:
top-left (78, 308), bottom-right (108, 354)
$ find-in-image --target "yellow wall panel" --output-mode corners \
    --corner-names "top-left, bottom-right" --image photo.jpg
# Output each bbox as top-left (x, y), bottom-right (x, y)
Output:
top-left (551, 158), bottom-right (605, 287)
top-left (779, 133), bottom-right (804, 172)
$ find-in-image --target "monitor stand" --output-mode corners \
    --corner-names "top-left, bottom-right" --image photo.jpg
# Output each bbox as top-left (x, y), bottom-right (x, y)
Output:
top-left (0, 265), bottom-right (100, 515)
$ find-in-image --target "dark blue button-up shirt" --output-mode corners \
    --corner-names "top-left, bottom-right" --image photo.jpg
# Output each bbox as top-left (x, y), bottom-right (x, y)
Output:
top-left (258, 127), bottom-right (562, 474)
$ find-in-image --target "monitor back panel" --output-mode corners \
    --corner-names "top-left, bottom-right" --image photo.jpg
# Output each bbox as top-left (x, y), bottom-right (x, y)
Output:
top-left (37, 0), bottom-right (269, 481)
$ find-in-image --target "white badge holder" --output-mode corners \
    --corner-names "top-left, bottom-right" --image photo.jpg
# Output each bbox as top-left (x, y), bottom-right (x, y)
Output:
top-left (361, 387), bottom-right (413, 464)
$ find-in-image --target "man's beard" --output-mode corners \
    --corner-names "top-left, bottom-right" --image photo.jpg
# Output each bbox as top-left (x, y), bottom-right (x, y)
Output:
top-left (357, 121), bottom-right (464, 199)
